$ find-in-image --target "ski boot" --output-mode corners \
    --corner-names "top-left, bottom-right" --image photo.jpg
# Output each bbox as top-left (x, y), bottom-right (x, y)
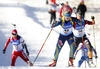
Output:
top-left (68, 58), bottom-right (75, 67)
top-left (49, 60), bottom-right (57, 67)
top-left (89, 59), bottom-right (96, 67)
top-left (27, 61), bottom-right (33, 66)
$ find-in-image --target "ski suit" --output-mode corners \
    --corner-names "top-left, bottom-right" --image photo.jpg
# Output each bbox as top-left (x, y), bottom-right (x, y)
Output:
top-left (77, 3), bottom-right (87, 18)
top-left (59, 5), bottom-right (73, 18)
top-left (73, 16), bottom-right (95, 59)
top-left (51, 17), bottom-right (80, 61)
top-left (49, 2), bottom-right (58, 24)
top-left (74, 43), bottom-right (97, 67)
top-left (4, 35), bottom-right (29, 66)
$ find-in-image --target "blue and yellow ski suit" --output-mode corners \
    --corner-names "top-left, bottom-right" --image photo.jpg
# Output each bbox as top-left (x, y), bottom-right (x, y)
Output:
top-left (51, 17), bottom-right (80, 61)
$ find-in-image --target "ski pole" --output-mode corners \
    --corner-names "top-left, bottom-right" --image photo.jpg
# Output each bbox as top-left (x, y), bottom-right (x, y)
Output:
top-left (33, 25), bottom-right (55, 65)
top-left (80, 17), bottom-right (86, 68)
top-left (91, 16), bottom-right (97, 67)
top-left (4, 54), bottom-right (11, 65)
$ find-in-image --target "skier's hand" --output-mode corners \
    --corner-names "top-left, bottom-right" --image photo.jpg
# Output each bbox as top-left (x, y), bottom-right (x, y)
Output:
top-left (26, 51), bottom-right (29, 56)
top-left (53, 21), bottom-right (57, 26)
top-left (95, 55), bottom-right (98, 59)
top-left (61, 3), bottom-right (64, 6)
top-left (91, 16), bottom-right (95, 19)
top-left (3, 49), bottom-right (6, 54)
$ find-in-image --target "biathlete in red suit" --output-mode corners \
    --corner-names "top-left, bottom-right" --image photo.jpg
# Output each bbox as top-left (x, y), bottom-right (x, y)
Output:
top-left (59, 1), bottom-right (73, 18)
top-left (3, 29), bottom-right (33, 66)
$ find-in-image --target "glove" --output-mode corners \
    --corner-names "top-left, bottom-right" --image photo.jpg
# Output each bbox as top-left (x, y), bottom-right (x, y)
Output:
top-left (61, 3), bottom-right (64, 5)
top-left (3, 49), bottom-right (6, 54)
top-left (53, 21), bottom-right (57, 25)
top-left (95, 55), bottom-right (98, 59)
top-left (73, 7), bottom-right (76, 10)
top-left (26, 51), bottom-right (29, 56)
top-left (91, 16), bottom-right (95, 19)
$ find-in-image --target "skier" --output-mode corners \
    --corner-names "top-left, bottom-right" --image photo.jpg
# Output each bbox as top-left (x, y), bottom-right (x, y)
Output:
top-left (48, 0), bottom-right (59, 24)
top-left (46, 0), bottom-right (48, 4)
top-left (49, 10), bottom-right (81, 67)
top-left (3, 29), bottom-right (33, 66)
top-left (77, 0), bottom-right (87, 18)
top-left (73, 13), bottom-right (96, 67)
top-left (59, 1), bottom-right (73, 18)
top-left (73, 43), bottom-right (97, 67)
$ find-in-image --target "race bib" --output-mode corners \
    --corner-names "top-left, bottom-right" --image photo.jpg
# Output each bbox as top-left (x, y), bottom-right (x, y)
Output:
top-left (73, 28), bottom-right (85, 37)
top-left (61, 28), bottom-right (72, 35)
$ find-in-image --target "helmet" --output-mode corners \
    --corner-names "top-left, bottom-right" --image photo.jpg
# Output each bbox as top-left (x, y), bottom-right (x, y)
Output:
top-left (80, 1), bottom-right (84, 4)
top-left (12, 29), bottom-right (17, 35)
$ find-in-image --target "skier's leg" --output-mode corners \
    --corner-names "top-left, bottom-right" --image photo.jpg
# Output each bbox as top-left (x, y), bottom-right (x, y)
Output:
top-left (67, 34), bottom-right (75, 66)
top-left (54, 12), bottom-right (56, 21)
top-left (74, 37), bottom-right (82, 51)
top-left (54, 35), bottom-right (66, 61)
top-left (84, 37), bottom-right (95, 67)
top-left (86, 57), bottom-right (90, 67)
top-left (78, 56), bottom-right (84, 67)
top-left (19, 50), bottom-right (33, 66)
top-left (49, 34), bottom-right (66, 67)
top-left (11, 51), bottom-right (18, 66)
top-left (50, 12), bottom-right (53, 24)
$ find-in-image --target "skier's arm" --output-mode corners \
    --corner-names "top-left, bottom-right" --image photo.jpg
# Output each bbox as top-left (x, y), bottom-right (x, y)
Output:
top-left (70, 7), bottom-right (73, 14)
top-left (51, 20), bottom-right (61, 28)
top-left (59, 7), bottom-right (63, 18)
top-left (21, 38), bottom-right (29, 56)
top-left (4, 37), bottom-right (10, 50)
top-left (3, 37), bottom-right (10, 54)
top-left (23, 43), bottom-right (29, 56)
top-left (74, 45), bottom-right (82, 58)
top-left (92, 46), bottom-right (97, 58)
top-left (84, 20), bottom-right (95, 25)
top-left (71, 17), bottom-right (81, 24)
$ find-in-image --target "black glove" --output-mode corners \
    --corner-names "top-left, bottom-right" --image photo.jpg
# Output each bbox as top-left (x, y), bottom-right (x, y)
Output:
top-left (46, 0), bottom-right (48, 4)
top-left (91, 16), bottom-right (95, 19)
top-left (53, 21), bottom-right (57, 25)
top-left (61, 3), bottom-right (64, 6)
top-left (3, 49), bottom-right (6, 54)
top-left (95, 55), bottom-right (98, 59)
top-left (73, 7), bottom-right (76, 10)
top-left (26, 51), bottom-right (29, 56)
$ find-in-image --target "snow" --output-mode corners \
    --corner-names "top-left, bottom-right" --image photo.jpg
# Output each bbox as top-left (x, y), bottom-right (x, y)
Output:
top-left (0, 0), bottom-right (100, 69)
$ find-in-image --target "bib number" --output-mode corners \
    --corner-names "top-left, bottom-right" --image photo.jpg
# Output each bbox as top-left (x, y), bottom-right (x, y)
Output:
top-left (64, 29), bottom-right (69, 34)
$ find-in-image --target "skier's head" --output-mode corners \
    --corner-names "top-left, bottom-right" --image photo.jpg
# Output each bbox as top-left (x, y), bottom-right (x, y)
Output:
top-left (50, 0), bottom-right (56, 4)
top-left (64, 11), bottom-right (71, 21)
top-left (80, 1), bottom-right (84, 4)
top-left (65, 1), bottom-right (68, 6)
top-left (12, 29), bottom-right (17, 36)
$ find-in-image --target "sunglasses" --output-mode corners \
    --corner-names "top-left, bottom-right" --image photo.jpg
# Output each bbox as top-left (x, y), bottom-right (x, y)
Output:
top-left (12, 33), bottom-right (17, 35)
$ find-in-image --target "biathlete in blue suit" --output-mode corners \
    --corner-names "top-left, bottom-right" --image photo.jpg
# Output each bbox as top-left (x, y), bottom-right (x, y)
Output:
top-left (74, 43), bottom-right (97, 67)
top-left (73, 14), bottom-right (96, 67)
top-left (49, 10), bottom-right (80, 67)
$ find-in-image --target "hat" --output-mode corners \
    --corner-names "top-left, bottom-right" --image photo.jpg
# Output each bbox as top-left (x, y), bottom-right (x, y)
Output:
top-left (80, 1), bottom-right (84, 4)
top-left (12, 29), bottom-right (17, 35)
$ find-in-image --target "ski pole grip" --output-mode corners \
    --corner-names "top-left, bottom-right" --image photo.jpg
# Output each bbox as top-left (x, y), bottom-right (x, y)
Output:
top-left (91, 16), bottom-right (95, 19)
top-left (91, 16), bottom-right (95, 24)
